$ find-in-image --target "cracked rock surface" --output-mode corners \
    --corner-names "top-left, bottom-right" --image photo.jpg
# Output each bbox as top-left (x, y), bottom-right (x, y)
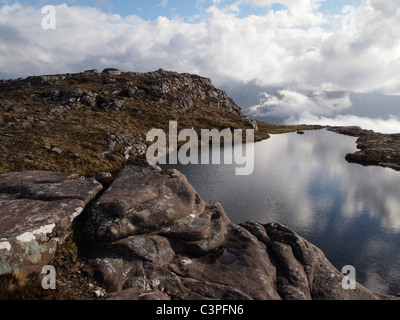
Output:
top-left (0, 171), bottom-right (102, 275)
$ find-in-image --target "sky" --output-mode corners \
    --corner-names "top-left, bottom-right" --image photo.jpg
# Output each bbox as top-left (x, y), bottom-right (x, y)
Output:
top-left (0, 0), bottom-right (399, 132)
top-left (0, 0), bottom-right (363, 21)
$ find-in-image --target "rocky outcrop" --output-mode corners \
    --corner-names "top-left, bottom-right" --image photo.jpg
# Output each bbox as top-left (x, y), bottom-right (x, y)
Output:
top-left (0, 68), bottom-right (251, 122)
top-left (0, 68), bottom-right (262, 177)
top-left (100, 131), bottom-right (147, 160)
top-left (0, 161), bottom-right (393, 300)
top-left (102, 68), bottom-right (121, 76)
top-left (328, 126), bottom-right (400, 171)
top-left (79, 159), bottom-right (390, 300)
top-left (0, 171), bottom-right (102, 275)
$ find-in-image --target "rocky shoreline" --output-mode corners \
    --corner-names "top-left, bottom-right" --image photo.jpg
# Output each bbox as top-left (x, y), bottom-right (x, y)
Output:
top-left (0, 159), bottom-right (396, 300)
top-left (328, 126), bottom-right (400, 172)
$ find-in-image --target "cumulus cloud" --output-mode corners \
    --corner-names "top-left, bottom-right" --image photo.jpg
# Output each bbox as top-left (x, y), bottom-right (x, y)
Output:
top-left (244, 0), bottom-right (326, 26)
top-left (248, 88), bottom-right (400, 133)
top-left (0, 1), bottom-right (399, 96)
top-left (248, 87), bottom-right (400, 133)
top-left (249, 90), bottom-right (352, 119)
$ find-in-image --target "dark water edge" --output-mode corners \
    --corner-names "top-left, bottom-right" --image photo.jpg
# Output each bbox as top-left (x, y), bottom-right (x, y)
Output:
top-left (160, 129), bottom-right (400, 296)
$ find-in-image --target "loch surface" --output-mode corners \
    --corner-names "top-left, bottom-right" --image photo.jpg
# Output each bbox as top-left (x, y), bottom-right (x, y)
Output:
top-left (161, 129), bottom-right (400, 296)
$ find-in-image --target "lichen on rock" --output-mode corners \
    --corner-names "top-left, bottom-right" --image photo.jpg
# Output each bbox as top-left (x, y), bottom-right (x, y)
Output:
top-left (0, 171), bottom-right (102, 275)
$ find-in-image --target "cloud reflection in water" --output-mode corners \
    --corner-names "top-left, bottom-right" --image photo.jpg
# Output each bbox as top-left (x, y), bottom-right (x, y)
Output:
top-left (161, 129), bottom-right (400, 295)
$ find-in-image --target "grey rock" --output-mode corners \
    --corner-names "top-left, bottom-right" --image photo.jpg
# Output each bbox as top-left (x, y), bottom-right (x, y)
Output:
top-left (97, 97), bottom-right (125, 111)
top-left (84, 69), bottom-right (99, 75)
top-left (42, 90), bottom-right (60, 100)
top-left (85, 159), bottom-right (202, 242)
top-left (24, 75), bottom-right (66, 87)
top-left (106, 288), bottom-right (170, 300)
top-left (7, 106), bottom-right (27, 113)
top-left (51, 147), bottom-right (63, 155)
top-left (60, 89), bottom-right (83, 105)
top-left (49, 106), bottom-right (70, 114)
top-left (146, 83), bottom-right (169, 99)
top-left (118, 87), bottom-right (146, 99)
top-left (112, 235), bottom-right (175, 266)
top-left (90, 257), bottom-right (135, 292)
top-left (0, 171), bottom-right (103, 275)
top-left (244, 116), bottom-right (259, 130)
top-left (102, 68), bottom-right (121, 75)
top-left (81, 92), bottom-right (98, 108)
top-left (175, 95), bottom-right (194, 111)
top-left (100, 131), bottom-right (147, 159)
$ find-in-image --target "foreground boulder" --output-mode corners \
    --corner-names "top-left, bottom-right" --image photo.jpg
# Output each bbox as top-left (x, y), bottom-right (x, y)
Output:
top-left (83, 160), bottom-right (391, 300)
top-left (0, 161), bottom-right (393, 300)
top-left (0, 171), bottom-right (102, 275)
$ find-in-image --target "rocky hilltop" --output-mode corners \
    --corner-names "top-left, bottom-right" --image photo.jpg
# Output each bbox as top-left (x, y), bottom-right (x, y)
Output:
top-left (0, 68), bottom-right (265, 177)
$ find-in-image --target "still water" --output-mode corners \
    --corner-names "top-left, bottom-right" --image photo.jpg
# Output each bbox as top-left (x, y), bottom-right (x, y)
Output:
top-left (161, 129), bottom-right (400, 296)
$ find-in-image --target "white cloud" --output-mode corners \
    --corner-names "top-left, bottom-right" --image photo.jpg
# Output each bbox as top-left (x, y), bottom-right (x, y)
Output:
top-left (249, 90), bottom-right (352, 119)
top-left (0, 1), bottom-right (399, 96)
top-left (245, 0), bottom-right (326, 26)
top-left (248, 88), bottom-right (400, 133)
